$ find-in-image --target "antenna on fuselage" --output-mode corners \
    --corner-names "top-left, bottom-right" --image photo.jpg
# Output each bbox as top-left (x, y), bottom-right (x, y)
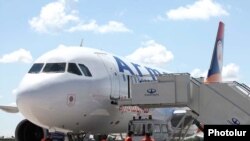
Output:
top-left (80, 38), bottom-right (84, 47)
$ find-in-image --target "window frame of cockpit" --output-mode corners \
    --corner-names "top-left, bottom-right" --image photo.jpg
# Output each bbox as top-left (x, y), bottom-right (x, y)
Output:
top-left (28, 62), bottom-right (93, 77)
top-left (67, 62), bottom-right (83, 76)
top-left (28, 63), bottom-right (45, 74)
top-left (78, 63), bottom-right (92, 77)
top-left (42, 62), bottom-right (66, 73)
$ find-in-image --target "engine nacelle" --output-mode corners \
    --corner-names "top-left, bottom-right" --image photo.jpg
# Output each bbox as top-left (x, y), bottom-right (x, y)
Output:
top-left (15, 119), bottom-right (46, 141)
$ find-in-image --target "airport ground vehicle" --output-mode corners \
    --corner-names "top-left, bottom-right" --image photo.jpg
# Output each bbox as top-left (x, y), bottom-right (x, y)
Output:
top-left (128, 117), bottom-right (169, 141)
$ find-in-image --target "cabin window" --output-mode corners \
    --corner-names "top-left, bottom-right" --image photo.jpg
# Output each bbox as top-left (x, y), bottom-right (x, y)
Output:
top-left (161, 124), bottom-right (168, 133)
top-left (154, 124), bottom-right (161, 133)
top-left (68, 63), bottom-right (82, 76)
top-left (28, 63), bottom-right (44, 73)
top-left (133, 124), bottom-right (143, 136)
top-left (78, 64), bottom-right (92, 77)
top-left (43, 63), bottom-right (66, 73)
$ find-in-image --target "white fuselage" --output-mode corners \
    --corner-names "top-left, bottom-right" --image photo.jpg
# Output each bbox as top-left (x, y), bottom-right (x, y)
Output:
top-left (16, 47), bottom-right (169, 133)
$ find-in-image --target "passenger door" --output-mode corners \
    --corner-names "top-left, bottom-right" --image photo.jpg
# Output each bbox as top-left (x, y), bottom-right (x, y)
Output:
top-left (96, 53), bottom-right (120, 99)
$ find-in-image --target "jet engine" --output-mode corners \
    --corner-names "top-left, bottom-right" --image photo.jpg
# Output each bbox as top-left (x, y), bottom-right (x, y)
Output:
top-left (15, 119), bottom-right (45, 141)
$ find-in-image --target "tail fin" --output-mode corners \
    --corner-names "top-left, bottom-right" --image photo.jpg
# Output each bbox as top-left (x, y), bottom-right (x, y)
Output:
top-left (205, 21), bottom-right (224, 83)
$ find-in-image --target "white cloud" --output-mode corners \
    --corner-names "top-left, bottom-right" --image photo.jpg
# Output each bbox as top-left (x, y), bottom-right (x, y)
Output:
top-left (190, 63), bottom-right (240, 81)
top-left (29, 0), bottom-right (131, 34)
top-left (126, 40), bottom-right (174, 67)
top-left (191, 68), bottom-right (207, 78)
top-left (154, 15), bottom-right (167, 22)
top-left (29, 0), bottom-right (79, 33)
top-left (222, 63), bottom-right (239, 81)
top-left (0, 49), bottom-right (33, 63)
top-left (0, 95), bottom-right (3, 99)
top-left (67, 20), bottom-right (132, 33)
top-left (166, 0), bottom-right (229, 20)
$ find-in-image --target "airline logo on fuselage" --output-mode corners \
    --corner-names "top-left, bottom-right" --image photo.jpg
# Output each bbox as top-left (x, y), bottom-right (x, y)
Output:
top-left (113, 56), bottom-right (163, 80)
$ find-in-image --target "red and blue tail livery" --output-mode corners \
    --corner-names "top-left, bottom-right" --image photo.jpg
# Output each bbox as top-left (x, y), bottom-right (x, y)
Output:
top-left (206, 21), bottom-right (224, 83)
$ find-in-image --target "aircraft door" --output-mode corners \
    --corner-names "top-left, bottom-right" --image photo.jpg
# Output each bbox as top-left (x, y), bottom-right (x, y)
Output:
top-left (118, 74), bottom-right (131, 98)
top-left (96, 53), bottom-right (120, 99)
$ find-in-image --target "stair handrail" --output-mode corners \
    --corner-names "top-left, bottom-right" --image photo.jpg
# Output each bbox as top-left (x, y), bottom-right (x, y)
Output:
top-left (232, 81), bottom-right (250, 96)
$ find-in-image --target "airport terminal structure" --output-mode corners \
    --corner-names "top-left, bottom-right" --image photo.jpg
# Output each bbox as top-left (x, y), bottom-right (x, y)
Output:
top-left (115, 73), bottom-right (250, 141)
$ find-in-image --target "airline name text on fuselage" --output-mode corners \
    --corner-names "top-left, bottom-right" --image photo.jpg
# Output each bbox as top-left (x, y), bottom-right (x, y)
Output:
top-left (113, 56), bottom-right (165, 80)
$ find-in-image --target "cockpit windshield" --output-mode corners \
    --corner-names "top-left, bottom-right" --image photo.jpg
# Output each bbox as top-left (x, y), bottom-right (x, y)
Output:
top-left (28, 63), bottom-right (44, 73)
top-left (67, 63), bottom-right (92, 77)
top-left (43, 63), bottom-right (66, 73)
top-left (68, 63), bottom-right (82, 76)
top-left (78, 64), bottom-right (92, 77)
top-left (28, 62), bottom-right (92, 77)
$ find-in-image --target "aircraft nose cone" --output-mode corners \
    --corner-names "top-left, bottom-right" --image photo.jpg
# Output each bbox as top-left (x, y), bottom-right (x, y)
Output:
top-left (16, 87), bottom-right (43, 124)
top-left (16, 74), bottom-right (58, 120)
top-left (16, 73), bottom-right (89, 130)
top-left (15, 74), bottom-right (75, 128)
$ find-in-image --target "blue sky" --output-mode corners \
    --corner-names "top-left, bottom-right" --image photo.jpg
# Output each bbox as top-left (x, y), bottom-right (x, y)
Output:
top-left (0, 0), bottom-right (250, 136)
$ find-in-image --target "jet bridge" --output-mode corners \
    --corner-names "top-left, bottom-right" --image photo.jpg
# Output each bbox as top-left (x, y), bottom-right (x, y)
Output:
top-left (118, 73), bottom-right (250, 125)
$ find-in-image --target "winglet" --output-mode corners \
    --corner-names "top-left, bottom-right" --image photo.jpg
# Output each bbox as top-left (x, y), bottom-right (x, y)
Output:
top-left (205, 21), bottom-right (224, 83)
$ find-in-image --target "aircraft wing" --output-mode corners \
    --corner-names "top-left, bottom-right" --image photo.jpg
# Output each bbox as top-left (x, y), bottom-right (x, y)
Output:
top-left (0, 105), bottom-right (19, 113)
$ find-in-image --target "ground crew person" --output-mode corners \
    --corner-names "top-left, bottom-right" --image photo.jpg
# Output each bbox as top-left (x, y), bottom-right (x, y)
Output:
top-left (100, 135), bottom-right (107, 141)
top-left (141, 133), bottom-right (155, 141)
top-left (124, 131), bottom-right (133, 141)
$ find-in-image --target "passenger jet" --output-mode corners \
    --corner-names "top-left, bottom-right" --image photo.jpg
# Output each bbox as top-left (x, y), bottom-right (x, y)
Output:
top-left (0, 22), bottom-right (224, 141)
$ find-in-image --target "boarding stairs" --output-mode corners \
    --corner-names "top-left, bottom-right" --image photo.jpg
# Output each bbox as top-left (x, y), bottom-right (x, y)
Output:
top-left (117, 73), bottom-right (250, 125)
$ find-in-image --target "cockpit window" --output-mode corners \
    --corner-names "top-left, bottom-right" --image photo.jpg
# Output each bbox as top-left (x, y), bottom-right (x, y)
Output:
top-left (68, 63), bottom-right (82, 76)
top-left (78, 64), bottom-right (92, 77)
top-left (43, 63), bottom-right (66, 73)
top-left (28, 63), bottom-right (44, 73)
